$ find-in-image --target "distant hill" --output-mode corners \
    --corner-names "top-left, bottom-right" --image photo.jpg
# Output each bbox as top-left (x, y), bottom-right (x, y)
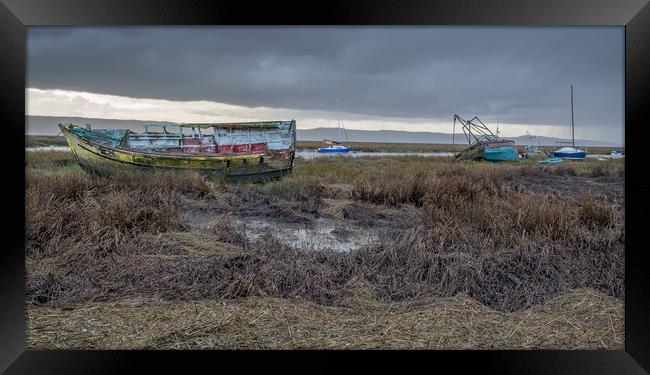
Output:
top-left (27, 115), bottom-right (177, 135)
top-left (297, 127), bottom-right (620, 147)
top-left (26, 115), bottom-right (620, 147)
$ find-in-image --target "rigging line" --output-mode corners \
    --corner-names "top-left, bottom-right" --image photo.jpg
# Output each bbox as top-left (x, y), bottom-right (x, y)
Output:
top-left (336, 96), bottom-right (350, 144)
top-left (36, 130), bottom-right (63, 152)
top-left (341, 113), bottom-right (350, 144)
top-left (336, 96), bottom-right (342, 143)
top-left (452, 116), bottom-right (456, 146)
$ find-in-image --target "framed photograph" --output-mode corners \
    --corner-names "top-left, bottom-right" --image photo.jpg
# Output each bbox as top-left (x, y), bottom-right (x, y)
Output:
top-left (2, 0), bottom-right (649, 373)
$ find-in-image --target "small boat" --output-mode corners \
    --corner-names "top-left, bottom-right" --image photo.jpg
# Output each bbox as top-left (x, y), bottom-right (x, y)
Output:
top-left (550, 85), bottom-right (587, 160)
top-left (482, 140), bottom-right (519, 161)
top-left (317, 141), bottom-right (350, 153)
top-left (610, 150), bottom-right (622, 156)
top-left (522, 132), bottom-right (546, 159)
top-left (538, 157), bottom-right (564, 165)
top-left (59, 120), bottom-right (296, 182)
top-left (522, 145), bottom-right (546, 159)
top-left (318, 97), bottom-right (351, 154)
top-left (550, 146), bottom-right (587, 160)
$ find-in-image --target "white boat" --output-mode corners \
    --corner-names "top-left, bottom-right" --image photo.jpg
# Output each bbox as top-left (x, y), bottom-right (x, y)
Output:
top-left (550, 146), bottom-right (587, 159)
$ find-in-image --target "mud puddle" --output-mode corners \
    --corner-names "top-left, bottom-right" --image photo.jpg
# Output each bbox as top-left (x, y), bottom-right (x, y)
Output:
top-left (236, 217), bottom-right (378, 252)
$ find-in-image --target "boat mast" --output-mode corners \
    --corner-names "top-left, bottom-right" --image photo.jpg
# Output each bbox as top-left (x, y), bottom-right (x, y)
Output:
top-left (452, 117), bottom-right (455, 145)
top-left (336, 96), bottom-right (342, 144)
top-left (496, 114), bottom-right (500, 137)
top-left (570, 85), bottom-right (575, 148)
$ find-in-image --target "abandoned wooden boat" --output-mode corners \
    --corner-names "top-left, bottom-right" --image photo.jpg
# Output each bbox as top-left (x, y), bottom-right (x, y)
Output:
top-left (59, 120), bottom-right (296, 181)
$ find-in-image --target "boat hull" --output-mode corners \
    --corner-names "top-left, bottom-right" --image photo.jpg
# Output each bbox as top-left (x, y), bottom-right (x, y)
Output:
top-left (60, 124), bottom-right (294, 182)
top-left (482, 146), bottom-right (519, 161)
top-left (550, 151), bottom-right (587, 160)
top-left (317, 147), bottom-right (350, 153)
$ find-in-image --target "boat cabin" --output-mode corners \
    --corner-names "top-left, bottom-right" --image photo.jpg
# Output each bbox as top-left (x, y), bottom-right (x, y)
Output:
top-left (122, 122), bottom-right (295, 156)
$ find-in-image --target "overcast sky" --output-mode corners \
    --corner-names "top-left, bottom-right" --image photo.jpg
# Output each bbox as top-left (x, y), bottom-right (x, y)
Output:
top-left (26, 27), bottom-right (624, 142)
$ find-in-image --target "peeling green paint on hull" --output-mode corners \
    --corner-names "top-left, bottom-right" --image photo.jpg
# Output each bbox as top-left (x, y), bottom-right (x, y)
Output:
top-left (60, 124), bottom-right (295, 182)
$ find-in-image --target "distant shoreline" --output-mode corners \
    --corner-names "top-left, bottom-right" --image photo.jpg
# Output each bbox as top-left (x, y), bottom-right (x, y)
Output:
top-left (25, 135), bottom-right (623, 154)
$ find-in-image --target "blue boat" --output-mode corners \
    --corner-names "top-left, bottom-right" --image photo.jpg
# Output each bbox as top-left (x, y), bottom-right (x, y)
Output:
top-left (481, 140), bottom-right (519, 161)
top-left (318, 97), bottom-right (351, 154)
top-left (550, 147), bottom-right (587, 160)
top-left (610, 150), bottom-right (622, 156)
top-left (453, 115), bottom-right (519, 162)
top-left (538, 157), bottom-right (564, 165)
top-left (317, 144), bottom-right (350, 153)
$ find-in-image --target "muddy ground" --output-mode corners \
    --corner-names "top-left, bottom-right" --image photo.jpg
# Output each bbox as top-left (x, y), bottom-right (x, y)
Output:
top-left (180, 172), bottom-right (623, 253)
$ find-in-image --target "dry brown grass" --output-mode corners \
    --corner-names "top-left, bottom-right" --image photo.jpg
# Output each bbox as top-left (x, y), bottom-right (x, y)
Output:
top-left (26, 288), bottom-right (622, 350)
top-left (350, 169), bottom-right (623, 311)
top-left (25, 156), bottom-right (624, 312)
top-left (25, 150), bottom-right (76, 170)
top-left (25, 169), bottom-right (209, 258)
top-left (25, 152), bottom-right (624, 349)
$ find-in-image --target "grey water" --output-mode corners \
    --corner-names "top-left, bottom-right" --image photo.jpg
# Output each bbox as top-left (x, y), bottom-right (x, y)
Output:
top-left (296, 150), bottom-right (456, 159)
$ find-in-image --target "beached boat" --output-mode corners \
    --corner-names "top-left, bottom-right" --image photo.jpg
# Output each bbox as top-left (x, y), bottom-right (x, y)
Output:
top-left (522, 145), bottom-right (546, 159)
top-left (59, 120), bottom-right (296, 181)
top-left (482, 140), bottom-right (519, 161)
top-left (522, 132), bottom-right (546, 159)
top-left (549, 146), bottom-right (587, 160)
top-left (453, 115), bottom-right (519, 161)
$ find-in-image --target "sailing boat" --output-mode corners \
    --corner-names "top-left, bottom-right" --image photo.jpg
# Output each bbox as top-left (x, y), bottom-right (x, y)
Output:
top-left (550, 86), bottom-right (587, 160)
top-left (318, 97), bottom-right (350, 153)
top-left (522, 131), bottom-right (545, 159)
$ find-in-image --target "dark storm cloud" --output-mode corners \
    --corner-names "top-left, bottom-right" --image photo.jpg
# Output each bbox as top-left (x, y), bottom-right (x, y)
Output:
top-left (27, 26), bottom-right (623, 129)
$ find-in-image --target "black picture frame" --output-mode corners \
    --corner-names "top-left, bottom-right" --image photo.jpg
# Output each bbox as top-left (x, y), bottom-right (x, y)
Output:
top-left (2, 0), bottom-right (649, 373)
